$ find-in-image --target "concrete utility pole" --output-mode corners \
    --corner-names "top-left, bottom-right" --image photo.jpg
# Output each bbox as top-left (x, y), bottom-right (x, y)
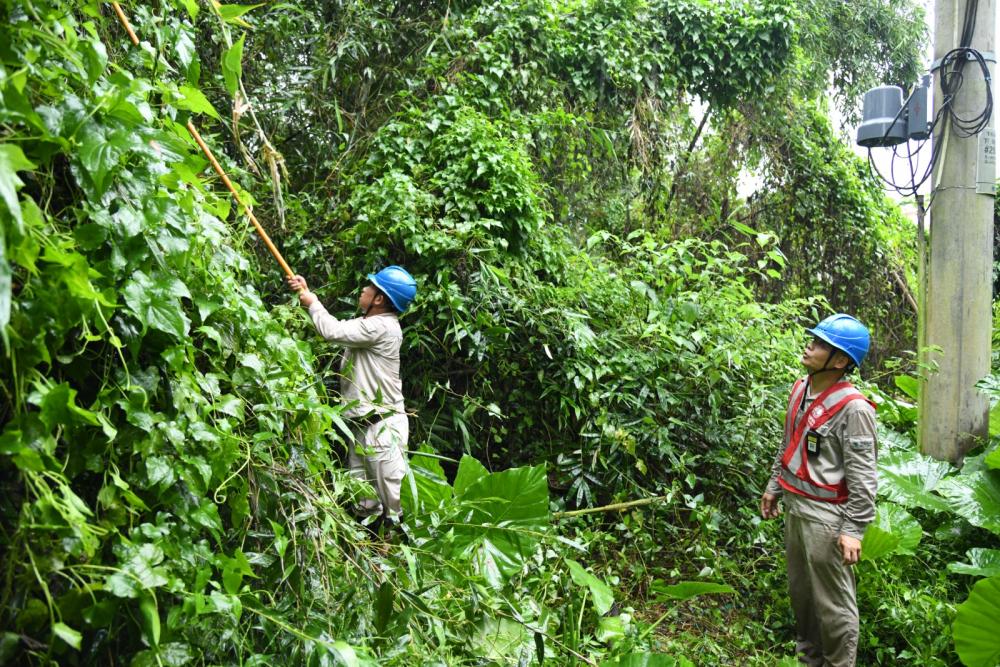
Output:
top-left (919, 0), bottom-right (996, 463)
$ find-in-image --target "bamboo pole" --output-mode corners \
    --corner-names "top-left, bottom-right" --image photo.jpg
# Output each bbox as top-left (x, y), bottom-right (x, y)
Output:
top-left (110, 2), bottom-right (140, 46)
top-left (186, 121), bottom-right (299, 285)
top-left (552, 496), bottom-right (668, 519)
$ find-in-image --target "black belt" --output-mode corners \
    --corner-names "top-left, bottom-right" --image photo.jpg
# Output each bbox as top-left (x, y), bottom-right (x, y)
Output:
top-left (350, 412), bottom-right (387, 427)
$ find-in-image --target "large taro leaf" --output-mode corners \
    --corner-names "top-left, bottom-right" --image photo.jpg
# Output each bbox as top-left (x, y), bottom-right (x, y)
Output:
top-left (449, 464), bottom-right (548, 581)
top-left (877, 449), bottom-right (952, 512)
top-left (453, 454), bottom-right (489, 495)
top-left (861, 503), bottom-right (922, 561)
top-left (984, 444), bottom-right (1000, 471)
top-left (949, 549), bottom-right (1000, 578)
top-left (937, 470), bottom-right (1000, 537)
top-left (401, 446), bottom-right (452, 515)
top-left (953, 576), bottom-right (1000, 667)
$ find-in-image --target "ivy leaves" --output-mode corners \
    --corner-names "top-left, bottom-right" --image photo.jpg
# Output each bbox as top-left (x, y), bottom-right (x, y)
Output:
top-left (0, 144), bottom-right (36, 339)
top-left (124, 271), bottom-right (192, 339)
top-left (0, 144), bottom-right (35, 231)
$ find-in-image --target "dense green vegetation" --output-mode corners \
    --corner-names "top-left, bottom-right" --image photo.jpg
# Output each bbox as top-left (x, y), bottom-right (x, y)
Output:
top-left (1, 0), bottom-right (998, 665)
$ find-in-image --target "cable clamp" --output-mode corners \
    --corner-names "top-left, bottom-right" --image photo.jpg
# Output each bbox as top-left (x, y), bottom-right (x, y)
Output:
top-left (930, 51), bottom-right (996, 72)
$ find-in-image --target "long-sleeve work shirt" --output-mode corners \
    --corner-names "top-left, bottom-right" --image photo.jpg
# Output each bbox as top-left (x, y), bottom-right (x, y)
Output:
top-left (308, 302), bottom-right (404, 419)
top-left (766, 390), bottom-right (878, 540)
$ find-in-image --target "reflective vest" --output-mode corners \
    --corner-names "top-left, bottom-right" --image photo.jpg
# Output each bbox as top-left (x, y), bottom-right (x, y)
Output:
top-left (778, 377), bottom-right (875, 504)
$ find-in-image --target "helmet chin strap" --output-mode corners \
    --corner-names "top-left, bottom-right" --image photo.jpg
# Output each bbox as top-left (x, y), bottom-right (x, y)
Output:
top-left (807, 349), bottom-right (845, 378)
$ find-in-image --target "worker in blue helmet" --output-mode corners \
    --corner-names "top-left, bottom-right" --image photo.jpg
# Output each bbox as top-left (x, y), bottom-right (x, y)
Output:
top-left (759, 314), bottom-right (878, 667)
top-left (288, 266), bottom-right (417, 524)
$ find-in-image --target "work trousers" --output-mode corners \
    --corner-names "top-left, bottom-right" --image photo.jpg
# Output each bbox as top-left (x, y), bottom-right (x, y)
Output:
top-left (785, 512), bottom-right (859, 667)
top-left (348, 414), bottom-right (409, 518)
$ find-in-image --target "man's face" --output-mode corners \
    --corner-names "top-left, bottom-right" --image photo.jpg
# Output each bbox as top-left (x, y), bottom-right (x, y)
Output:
top-left (359, 284), bottom-right (377, 311)
top-left (801, 336), bottom-right (847, 373)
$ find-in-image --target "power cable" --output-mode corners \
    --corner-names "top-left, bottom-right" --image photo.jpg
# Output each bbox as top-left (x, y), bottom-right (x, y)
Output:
top-left (864, 0), bottom-right (991, 197)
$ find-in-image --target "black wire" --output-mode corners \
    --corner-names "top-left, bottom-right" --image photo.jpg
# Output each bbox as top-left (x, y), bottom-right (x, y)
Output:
top-left (866, 44), bottom-right (992, 197)
top-left (960, 0), bottom-right (978, 49)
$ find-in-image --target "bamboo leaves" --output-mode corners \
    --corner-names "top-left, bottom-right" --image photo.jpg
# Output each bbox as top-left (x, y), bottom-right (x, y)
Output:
top-left (222, 33), bottom-right (246, 96)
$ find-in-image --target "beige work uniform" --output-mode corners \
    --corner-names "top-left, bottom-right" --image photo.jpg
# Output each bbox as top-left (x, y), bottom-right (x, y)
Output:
top-left (766, 384), bottom-right (878, 667)
top-left (308, 303), bottom-right (409, 517)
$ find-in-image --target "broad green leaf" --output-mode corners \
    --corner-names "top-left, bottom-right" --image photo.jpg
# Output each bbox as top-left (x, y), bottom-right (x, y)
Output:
top-left (175, 85), bottom-right (221, 120)
top-left (131, 643), bottom-right (194, 667)
top-left (877, 449), bottom-right (952, 512)
top-left (29, 382), bottom-right (100, 430)
top-left (937, 471), bottom-right (1000, 537)
top-left (401, 446), bottom-right (452, 515)
top-left (331, 641), bottom-right (361, 667)
top-left (214, 2), bottom-right (264, 25)
top-left (0, 143), bottom-right (36, 231)
top-left (454, 454), bottom-right (489, 496)
top-left (124, 271), bottom-right (191, 339)
top-left (222, 34), bottom-right (246, 96)
top-left (76, 121), bottom-right (132, 197)
top-left (179, 0), bottom-right (199, 19)
top-left (146, 456), bottom-right (175, 487)
top-left (861, 503), bottom-right (921, 560)
top-left (471, 617), bottom-right (530, 662)
top-left (0, 633), bottom-right (20, 662)
top-left (601, 653), bottom-right (694, 666)
top-left (105, 544), bottom-right (169, 598)
top-left (894, 374), bottom-right (919, 400)
top-left (597, 615), bottom-right (626, 643)
top-left (0, 228), bottom-right (9, 347)
top-left (566, 559), bottom-right (615, 615)
top-left (985, 444), bottom-right (1000, 470)
top-left (80, 38), bottom-right (108, 84)
top-left (449, 464), bottom-right (549, 579)
top-left (989, 403), bottom-right (1000, 438)
top-left (190, 498), bottom-right (223, 537)
top-left (649, 580), bottom-right (735, 602)
top-left (954, 576), bottom-right (1000, 667)
top-left (949, 548), bottom-right (1000, 578)
top-left (52, 622), bottom-right (82, 650)
top-left (139, 595), bottom-right (160, 647)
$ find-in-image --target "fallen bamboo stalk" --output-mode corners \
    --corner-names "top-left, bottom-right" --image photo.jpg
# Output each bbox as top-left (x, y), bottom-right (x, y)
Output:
top-left (186, 120), bottom-right (299, 285)
top-left (552, 495), bottom-right (668, 519)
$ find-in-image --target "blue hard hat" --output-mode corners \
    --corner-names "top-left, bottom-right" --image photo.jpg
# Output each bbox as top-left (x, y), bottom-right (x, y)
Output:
top-left (368, 265), bottom-right (417, 312)
top-left (807, 314), bottom-right (870, 368)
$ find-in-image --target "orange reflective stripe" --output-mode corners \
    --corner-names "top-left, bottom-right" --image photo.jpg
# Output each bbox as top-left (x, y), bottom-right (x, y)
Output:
top-left (779, 378), bottom-right (872, 504)
top-left (778, 469), bottom-right (843, 500)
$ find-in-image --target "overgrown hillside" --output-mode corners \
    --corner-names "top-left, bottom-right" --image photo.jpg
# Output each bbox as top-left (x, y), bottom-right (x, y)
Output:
top-left (2, 1), bottom-right (998, 665)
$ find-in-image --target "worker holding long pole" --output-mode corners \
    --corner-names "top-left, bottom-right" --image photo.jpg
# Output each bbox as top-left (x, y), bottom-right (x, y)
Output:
top-left (287, 268), bottom-right (417, 526)
top-left (188, 122), bottom-right (418, 525)
top-left (115, 0), bottom-right (422, 526)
